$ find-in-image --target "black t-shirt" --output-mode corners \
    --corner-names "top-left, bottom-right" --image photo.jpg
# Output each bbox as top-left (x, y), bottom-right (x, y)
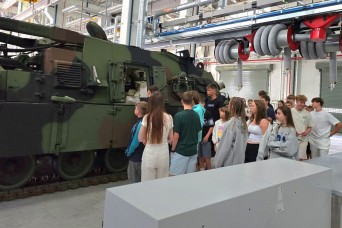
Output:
top-left (202, 110), bottom-right (214, 140)
top-left (205, 97), bottom-right (225, 122)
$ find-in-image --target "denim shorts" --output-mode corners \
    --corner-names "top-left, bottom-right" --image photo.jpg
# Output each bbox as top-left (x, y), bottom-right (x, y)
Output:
top-left (169, 152), bottom-right (197, 175)
top-left (198, 141), bottom-right (212, 158)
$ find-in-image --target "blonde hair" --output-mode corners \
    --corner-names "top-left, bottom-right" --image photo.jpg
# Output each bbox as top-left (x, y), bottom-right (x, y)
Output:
top-left (295, 95), bottom-right (307, 102)
top-left (135, 101), bottom-right (148, 115)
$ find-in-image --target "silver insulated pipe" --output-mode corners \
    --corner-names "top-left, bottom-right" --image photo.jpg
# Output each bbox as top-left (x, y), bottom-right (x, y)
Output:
top-left (329, 52), bottom-right (337, 90)
top-left (152, 0), bottom-right (218, 34)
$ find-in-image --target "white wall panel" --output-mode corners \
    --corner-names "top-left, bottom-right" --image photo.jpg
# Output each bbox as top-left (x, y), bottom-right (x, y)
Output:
top-left (296, 60), bottom-right (321, 102)
top-left (213, 60), bottom-right (326, 105)
top-left (217, 64), bottom-right (271, 100)
top-left (268, 61), bottom-right (283, 103)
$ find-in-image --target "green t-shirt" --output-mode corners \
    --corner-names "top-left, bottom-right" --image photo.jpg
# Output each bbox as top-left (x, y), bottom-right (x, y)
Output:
top-left (174, 109), bottom-right (202, 156)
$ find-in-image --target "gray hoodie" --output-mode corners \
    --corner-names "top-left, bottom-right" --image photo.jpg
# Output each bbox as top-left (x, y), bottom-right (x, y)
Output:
top-left (267, 124), bottom-right (299, 160)
top-left (214, 117), bottom-right (248, 168)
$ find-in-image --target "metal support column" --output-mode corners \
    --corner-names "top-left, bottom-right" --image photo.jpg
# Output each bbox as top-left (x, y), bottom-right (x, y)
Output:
top-left (136, 0), bottom-right (148, 48)
top-left (120, 0), bottom-right (142, 46)
top-left (113, 16), bottom-right (121, 43)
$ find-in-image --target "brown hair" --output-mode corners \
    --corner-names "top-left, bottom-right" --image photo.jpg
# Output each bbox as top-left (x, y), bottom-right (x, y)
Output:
top-left (277, 106), bottom-right (295, 128)
top-left (305, 105), bottom-right (314, 112)
top-left (220, 106), bottom-right (230, 121)
top-left (148, 85), bottom-right (159, 93)
top-left (228, 97), bottom-right (247, 132)
top-left (206, 84), bottom-right (217, 90)
top-left (181, 91), bottom-right (193, 105)
top-left (296, 94), bottom-right (307, 102)
top-left (190, 90), bottom-right (201, 104)
top-left (146, 91), bottom-right (164, 144)
top-left (278, 100), bottom-right (285, 106)
top-left (285, 100), bottom-right (292, 105)
top-left (136, 101), bottom-right (148, 115)
top-left (258, 90), bottom-right (268, 97)
top-left (250, 100), bottom-right (267, 125)
top-left (287, 94), bottom-right (296, 100)
top-left (311, 97), bottom-right (324, 106)
top-left (260, 94), bottom-right (270, 103)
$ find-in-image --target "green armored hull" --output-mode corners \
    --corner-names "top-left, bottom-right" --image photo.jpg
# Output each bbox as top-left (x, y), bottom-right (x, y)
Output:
top-left (0, 18), bottom-right (218, 190)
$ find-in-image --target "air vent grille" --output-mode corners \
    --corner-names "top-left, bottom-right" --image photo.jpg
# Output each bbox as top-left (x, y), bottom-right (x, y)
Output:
top-left (54, 60), bottom-right (82, 88)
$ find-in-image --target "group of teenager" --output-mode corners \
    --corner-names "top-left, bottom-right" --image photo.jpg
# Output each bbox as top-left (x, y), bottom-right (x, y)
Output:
top-left (125, 85), bottom-right (342, 184)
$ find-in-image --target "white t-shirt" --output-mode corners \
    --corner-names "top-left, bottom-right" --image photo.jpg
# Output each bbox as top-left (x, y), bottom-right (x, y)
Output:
top-left (212, 119), bottom-right (227, 144)
top-left (309, 110), bottom-right (339, 149)
top-left (291, 108), bottom-right (313, 141)
top-left (142, 113), bottom-right (173, 146)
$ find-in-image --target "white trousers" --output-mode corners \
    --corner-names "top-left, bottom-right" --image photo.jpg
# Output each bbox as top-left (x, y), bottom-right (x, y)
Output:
top-left (141, 145), bottom-right (169, 181)
top-left (298, 140), bottom-right (308, 160)
top-left (310, 143), bottom-right (329, 159)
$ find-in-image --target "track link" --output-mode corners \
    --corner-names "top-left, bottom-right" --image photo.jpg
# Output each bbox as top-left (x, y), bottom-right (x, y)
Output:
top-left (0, 172), bottom-right (127, 202)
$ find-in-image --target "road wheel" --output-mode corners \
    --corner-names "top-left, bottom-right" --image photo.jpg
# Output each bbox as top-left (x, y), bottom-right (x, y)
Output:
top-left (104, 149), bottom-right (128, 173)
top-left (0, 155), bottom-right (36, 190)
top-left (56, 151), bottom-right (94, 180)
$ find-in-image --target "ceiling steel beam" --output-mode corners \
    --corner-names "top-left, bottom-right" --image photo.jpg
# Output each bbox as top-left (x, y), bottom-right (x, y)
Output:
top-left (12, 0), bottom-right (60, 20)
top-left (1, 0), bottom-right (17, 10)
top-left (159, 1), bottom-right (342, 40)
top-left (145, 0), bottom-right (342, 49)
top-left (161, 0), bottom-right (300, 28)
top-left (145, 28), bottom-right (249, 49)
top-left (153, 0), bottom-right (218, 33)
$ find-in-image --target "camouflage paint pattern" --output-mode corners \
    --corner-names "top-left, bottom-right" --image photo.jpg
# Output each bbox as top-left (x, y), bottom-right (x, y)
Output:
top-left (0, 18), bottom-right (218, 158)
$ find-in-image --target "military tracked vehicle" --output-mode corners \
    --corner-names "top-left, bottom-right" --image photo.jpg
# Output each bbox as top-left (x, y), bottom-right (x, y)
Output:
top-left (0, 17), bottom-right (221, 190)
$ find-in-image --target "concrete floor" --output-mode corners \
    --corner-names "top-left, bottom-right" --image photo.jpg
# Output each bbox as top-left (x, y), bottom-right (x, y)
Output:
top-left (0, 180), bottom-right (128, 228)
top-left (0, 134), bottom-right (341, 228)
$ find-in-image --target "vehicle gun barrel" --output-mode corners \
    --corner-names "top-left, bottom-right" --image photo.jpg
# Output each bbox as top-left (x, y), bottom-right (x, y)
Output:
top-left (0, 17), bottom-right (85, 45)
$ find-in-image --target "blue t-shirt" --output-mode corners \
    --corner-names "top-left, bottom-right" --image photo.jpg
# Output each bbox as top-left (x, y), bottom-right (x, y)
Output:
top-left (126, 117), bottom-right (145, 162)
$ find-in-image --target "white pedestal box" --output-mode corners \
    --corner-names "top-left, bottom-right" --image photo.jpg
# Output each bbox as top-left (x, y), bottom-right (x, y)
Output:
top-left (103, 158), bottom-right (331, 228)
top-left (305, 152), bottom-right (342, 228)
